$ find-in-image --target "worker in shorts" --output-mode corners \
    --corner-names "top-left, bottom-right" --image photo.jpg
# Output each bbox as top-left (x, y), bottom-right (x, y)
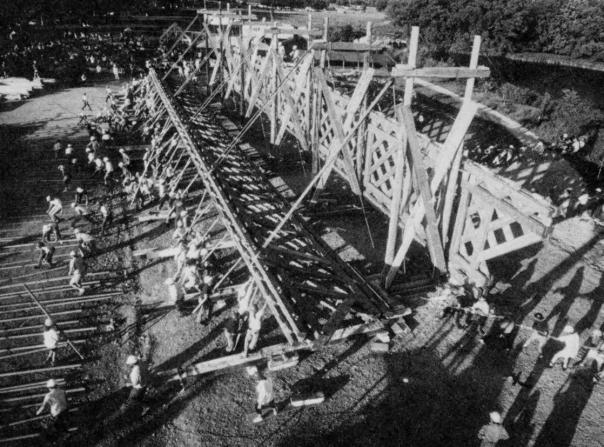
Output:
top-left (43, 318), bottom-right (60, 365)
top-left (244, 301), bottom-right (267, 356)
top-left (36, 241), bottom-right (56, 268)
top-left (42, 222), bottom-right (61, 243)
top-left (46, 196), bottom-right (63, 222)
top-left (477, 411), bottom-right (509, 447)
top-left (57, 165), bottom-right (72, 192)
top-left (68, 250), bottom-right (86, 296)
top-left (99, 201), bottom-right (114, 236)
top-left (247, 366), bottom-right (277, 423)
top-left (122, 355), bottom-right (148, 414)
top-left (36, 379), bottom-right (68, 441)
top-left (81, 92), bottom-right (92, 111)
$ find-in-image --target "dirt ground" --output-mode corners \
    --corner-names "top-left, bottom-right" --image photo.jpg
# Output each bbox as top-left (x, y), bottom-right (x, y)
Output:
top-left (1, 79), bottom-right (604, 447)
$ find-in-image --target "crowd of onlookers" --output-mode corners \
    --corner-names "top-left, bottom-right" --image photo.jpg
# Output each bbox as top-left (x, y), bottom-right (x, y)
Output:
top-left (1, 26), bottom-right (155, 84)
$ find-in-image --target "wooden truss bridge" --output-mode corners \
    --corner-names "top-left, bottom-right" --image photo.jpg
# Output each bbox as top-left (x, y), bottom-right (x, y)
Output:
top-left (112, 13), bottom-right (556, 379)
top-left (138, 70), bottom-right (394, 347)
top-left (159, 13), bottom-right (554, 289)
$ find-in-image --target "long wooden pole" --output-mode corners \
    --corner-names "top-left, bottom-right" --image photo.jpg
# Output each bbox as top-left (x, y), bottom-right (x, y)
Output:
top-left (23, 284), bottom-right (85, 360)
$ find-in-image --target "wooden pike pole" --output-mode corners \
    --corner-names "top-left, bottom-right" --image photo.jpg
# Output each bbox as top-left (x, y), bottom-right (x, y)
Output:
top-left (23, 284), bottom-right (85, 360)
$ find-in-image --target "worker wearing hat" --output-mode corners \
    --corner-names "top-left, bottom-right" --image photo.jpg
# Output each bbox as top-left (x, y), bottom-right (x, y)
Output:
top-left (46, 196), bottom-right (63, 222)
top-left (43, 318), bottom-right (60, 365)
top-left (477, 411), bottom-right (509, 446)
top-left (550, 325), bottom-right (581, 370)
top-left (122, 355), bottom-right (148, 413)
top-left (522, 312), bottom-right (550, 357)
top-left (247, 366), bottom-right (277, 423)
top-left (36, 378), bottom-right (68, 438)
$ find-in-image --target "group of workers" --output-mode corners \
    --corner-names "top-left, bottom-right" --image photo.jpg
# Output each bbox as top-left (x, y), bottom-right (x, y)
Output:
top-left (438, 275), bottom-right (604, 446)
top-left (442, 281), bottom-right (604, 381)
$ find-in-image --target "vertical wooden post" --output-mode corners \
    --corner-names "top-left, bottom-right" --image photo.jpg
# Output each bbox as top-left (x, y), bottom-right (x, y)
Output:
top-left (464, 35), bottom-right (481, 102)
top-left (364, 21), bottom-right (372, 68)
top-left (270, 31), bottom-right (278, 146)
top-left (248, 4), bottom-right (252, 21)
top-left (320, 16), bottom-right (328, 69)
top-left (306, 13), bottom-right (312, 49)
top-left (204, 13), bottom-right (210, 95)
top-left (311, 62), bottom-right (320, 175)
top-left (239, 25), bottom-right (245, 121)
top-left (218, 3), bottom-right (224, 102)
top-left (403, 26), bottom-right (419, 106)
top-left (383, 26), bottom-right (418, 286)
top-left (442, 35), bottom-right (481, 252)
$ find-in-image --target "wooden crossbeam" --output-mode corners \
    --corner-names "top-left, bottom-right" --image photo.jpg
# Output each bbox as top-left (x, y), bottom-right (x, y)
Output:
top-left (311, 42), bottom-right (385, 52)
top-left (390, 66), bottom-right (490, 80)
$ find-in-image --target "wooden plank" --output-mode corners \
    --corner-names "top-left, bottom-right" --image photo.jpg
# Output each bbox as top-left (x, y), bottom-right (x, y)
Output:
top-left (400, 107), bottom-right (446, 271)
top-left (391, 66), bottom-right (490, 79)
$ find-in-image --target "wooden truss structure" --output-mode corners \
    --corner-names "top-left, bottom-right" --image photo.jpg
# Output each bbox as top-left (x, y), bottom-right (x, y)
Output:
top-left (136, 71), bottom-right (396, 349)
top-left (159, 16), bottom-right (555, 291)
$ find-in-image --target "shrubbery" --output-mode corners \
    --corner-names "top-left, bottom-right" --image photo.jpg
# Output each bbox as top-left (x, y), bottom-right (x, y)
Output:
top-left (386, 0), bottom-right (604, 59)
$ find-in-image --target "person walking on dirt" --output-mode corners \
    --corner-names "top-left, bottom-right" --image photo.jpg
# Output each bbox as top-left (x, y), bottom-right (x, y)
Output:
top-left (248, 366), bottom-right (277, 423)
top-left (46, 196), bottom-right (63, 222)
top-left (36, 241), bottom-right (55, 268)
top-left (81, 92), bottom-right (92, 111)
top-left (68, 250), bottom-right (87, 296)
top-left (99, 201), bottom-right (114, 236)
top-left (58, 164), bottom-right (72, 192)
top-left (464, 296), bottom-right (490, 335)
top-left (52, 140), bottom-right (62, 159)
top-left (522, 312), bottom-right (549, 357)
top-left (549, 325), bottom-right (581, 370)
top-left (122, 355), bottom-right (148, 413)
top-left (477, 411), bottom-right (509, 446)
top-left (36, 379), bottom-right (68, 439)
top-left (43, 319), bottom-right (60, 365)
